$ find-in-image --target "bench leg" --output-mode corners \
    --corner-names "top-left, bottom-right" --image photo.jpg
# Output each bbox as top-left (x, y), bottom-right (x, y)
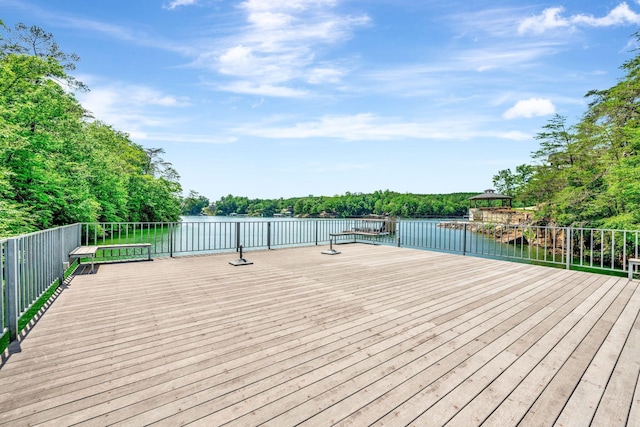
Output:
top-left (629, 263), bottom-right (636, 280)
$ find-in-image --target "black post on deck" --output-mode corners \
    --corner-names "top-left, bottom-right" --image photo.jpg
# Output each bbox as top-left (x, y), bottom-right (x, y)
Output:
top-left (462, 223), bottom-right (467, 256)
top-left (169, 222), bottom-right (174, 258)
top-left (321, 237), bottom-right (341, 255)
top-left (236, 222), bottom-right (241, 252)
top-left (267, 221), bottom-right (271, 250)
top-left (229, 244), bottom-right (253, 266)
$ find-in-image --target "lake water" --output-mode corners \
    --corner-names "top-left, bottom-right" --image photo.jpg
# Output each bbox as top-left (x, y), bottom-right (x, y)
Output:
top-left (175, 216), bottom-right (512, 257)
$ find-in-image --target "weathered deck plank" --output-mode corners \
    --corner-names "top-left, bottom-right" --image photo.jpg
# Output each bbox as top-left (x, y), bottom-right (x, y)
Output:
top-left (0, 244), bottom-right (637, 426)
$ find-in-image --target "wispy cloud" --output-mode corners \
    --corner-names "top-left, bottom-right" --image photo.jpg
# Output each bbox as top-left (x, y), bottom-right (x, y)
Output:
top-left (218, 81), bottom-right (308, 97)
top-left (518, 3), bottom-right (640, 35)
top-left (77, 80), bottom-right (191, 131)
top-left (195, 0), bottom-right (369, 96)
top-left (448, 6), bottom-right (532, 38)
top-left (455, 43), bottom-right (561, 72)
top-left (231, 113), bottom-right (532, 141)
top-left (77, 81), bottom-right (245, 145)
top-left (163, 0), bottom-right (198, 10)
top-left (133, 132), bottom-right (237, 144)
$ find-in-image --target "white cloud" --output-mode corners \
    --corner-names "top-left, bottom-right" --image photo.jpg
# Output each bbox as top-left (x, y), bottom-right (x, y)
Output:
top-left (77, 81), bottom-right (241, 145)
top-left (163, 0), bottom-right (198, 10)
top-left (240, 0), bottom-right (339, 13)
top-left (231, 113), bottom-right (531, 141)
top-left (572, 3), bottom-right (640, 27)
top-left (196, 0), bottom-right (369, 96)
top-left (306, 66), bottom-right (345, 84)
top-left (518, 3), bottom-right (640, 35)
top-left (137, 132), bottom-right (238, 144)
top-left (457, 44), bottom-right (561, 72)
top-left (518, 7), bottom-right (569, 35)
top-left (503, 98), bottom-right (556, 119)
top-left (218, 81), bottom-right (308, 97)
top-left (59, 17), bottom-right (195, 56)
top-left (498, 130), bottom-right (532, 140)
top-left (77, 81), bottom-right (192, 133)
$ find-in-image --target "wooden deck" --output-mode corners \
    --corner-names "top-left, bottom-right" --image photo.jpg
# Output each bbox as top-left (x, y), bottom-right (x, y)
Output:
top-left (0, 245), bottom-right (639, 426)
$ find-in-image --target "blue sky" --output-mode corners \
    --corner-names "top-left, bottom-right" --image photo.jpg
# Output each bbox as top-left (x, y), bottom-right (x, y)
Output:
top-left (3, 0), bottom-right (640, 201)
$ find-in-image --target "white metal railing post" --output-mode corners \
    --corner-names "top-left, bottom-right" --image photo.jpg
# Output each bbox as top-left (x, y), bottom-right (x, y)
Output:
top-left (59, 227), bottom-right (66, 285)
top-left (566, 227), bottom-right (571, 270)
top-left (6, 238), bottom-right (19, 340)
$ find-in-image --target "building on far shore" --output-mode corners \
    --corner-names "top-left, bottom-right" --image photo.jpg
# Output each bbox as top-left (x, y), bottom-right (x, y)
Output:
top-left (468, 189), bottom-right (531, 224)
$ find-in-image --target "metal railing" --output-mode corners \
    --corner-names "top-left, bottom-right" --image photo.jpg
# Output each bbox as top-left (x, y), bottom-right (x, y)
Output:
top-left (71, 219), bottom-right (640, 274)
top-left (3, 219), bottom-right (640, 355)
top-left (1, 238), bottom-right (6, 350)
top-left (1, 224), bottom-right (81, 350)
top-left (398, 221), bottom-right (640, 274)
top-left (78, 219), bottom-right (357, 256)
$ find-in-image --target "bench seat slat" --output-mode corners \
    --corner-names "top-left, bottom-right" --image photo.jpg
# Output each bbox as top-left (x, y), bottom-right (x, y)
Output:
top-left (69, 246), bottom-right (99, 256)
top-left (98, 243), bottom-right (151, 250)
top-left (68, 243), bottom-right (152, 274)
top-left (330, 231), bottom-right (389, 237)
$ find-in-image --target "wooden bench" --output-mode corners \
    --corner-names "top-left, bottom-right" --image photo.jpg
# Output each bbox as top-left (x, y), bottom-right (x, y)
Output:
top-left (69, 243), bottom-right (152, 274)
top-left (628, 258), bottom-right (640, 280)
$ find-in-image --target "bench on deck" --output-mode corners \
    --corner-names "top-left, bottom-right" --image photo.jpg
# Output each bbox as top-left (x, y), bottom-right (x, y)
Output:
top-left (329, 230), bottom-right (389, 244)
top-left (69, 243), bottom-right (152, 274)
top-left (628, 257), bottom-right (640, 280)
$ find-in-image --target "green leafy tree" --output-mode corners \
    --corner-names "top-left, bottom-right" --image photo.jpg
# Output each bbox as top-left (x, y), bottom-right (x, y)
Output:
top-left (493, 164), bottom-right (535, 205)
top-left (495, 32), bottom-right (640, 228)
top-left (181, 191), bottom-right (210, 216)
top-left (0, 21), bottom-right (183, 236)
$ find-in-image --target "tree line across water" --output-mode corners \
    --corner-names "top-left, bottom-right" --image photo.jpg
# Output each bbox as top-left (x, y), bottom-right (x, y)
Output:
top-left (186, 191), bottom-right (477, 218)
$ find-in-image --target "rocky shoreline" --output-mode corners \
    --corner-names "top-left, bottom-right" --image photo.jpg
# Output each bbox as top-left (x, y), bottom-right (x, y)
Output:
top-left (438, 221), bottom-right (565, 249)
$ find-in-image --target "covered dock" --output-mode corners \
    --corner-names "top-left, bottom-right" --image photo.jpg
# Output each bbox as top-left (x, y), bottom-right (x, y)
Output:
top-left (0, 245), bottom-right (638, 426)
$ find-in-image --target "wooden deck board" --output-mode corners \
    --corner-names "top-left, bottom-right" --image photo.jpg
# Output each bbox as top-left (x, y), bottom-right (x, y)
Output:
top-left (362, 274), bottom-right (604, 425)
top-left (0, 244), bottom-right (637, 426)
top-left (287, 270), bottom-right (580, 426)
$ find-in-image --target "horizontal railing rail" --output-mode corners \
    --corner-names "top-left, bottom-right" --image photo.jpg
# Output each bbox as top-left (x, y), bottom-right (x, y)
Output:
top-left (3, 218), bottom-right (640, 355)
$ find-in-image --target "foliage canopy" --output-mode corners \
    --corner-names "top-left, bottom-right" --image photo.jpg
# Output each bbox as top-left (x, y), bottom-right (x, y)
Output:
top-left (0, 22), bottom-right (182, 237)
top-left (493, 31), bottom-right (640, 229)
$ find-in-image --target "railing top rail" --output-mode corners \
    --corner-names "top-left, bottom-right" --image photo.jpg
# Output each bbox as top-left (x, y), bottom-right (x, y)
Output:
top-left (569, 226), bottom-right (639, 233)
top-left (2, 223), bottom-right (79, 240)
top-left (81, 222), bottom-right (177, 225)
